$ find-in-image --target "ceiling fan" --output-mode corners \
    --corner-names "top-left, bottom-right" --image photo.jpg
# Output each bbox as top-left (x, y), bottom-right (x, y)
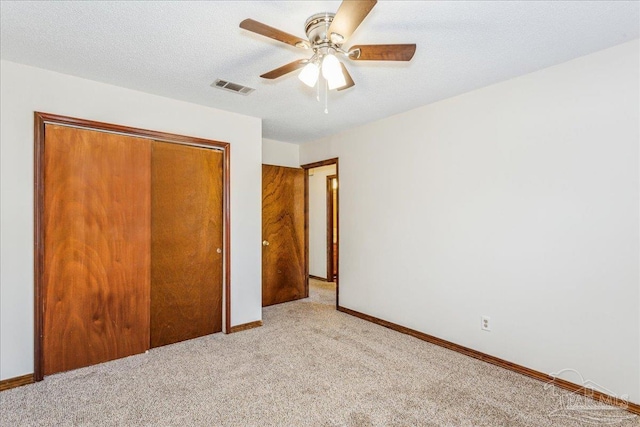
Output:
top-left (240, 0), bottom-right (416, 92)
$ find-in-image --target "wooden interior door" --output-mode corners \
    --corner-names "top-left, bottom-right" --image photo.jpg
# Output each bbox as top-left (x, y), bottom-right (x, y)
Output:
top-left (43, 125), bottom-right (151, 375)
top-left (262, 164), bottom-right (306, 306)
top-left (150, 142), bottom-right (224, 347)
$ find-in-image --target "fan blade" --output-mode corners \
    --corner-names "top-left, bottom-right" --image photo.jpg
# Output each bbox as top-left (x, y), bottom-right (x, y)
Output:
top-left (240, 19), bottom-right (310, 49)
top-left (260, 59), bottom-right (308, 79)
top-left (349, 44), bottom-right (416, 61)
top-left (327, 0), bottom-right (377, 43)
top-left (337, 63), bottom-right (355, 91)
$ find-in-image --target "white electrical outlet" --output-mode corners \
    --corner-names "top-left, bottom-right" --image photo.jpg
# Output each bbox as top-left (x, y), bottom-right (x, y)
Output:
top-left (481, 316), bottom-right (491, 332)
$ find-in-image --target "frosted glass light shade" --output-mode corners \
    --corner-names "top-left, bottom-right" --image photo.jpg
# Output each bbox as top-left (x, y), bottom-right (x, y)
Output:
top-left (298, 62), bottom-right (319, 87)
top-left (327, 72), bottom-right (347, 90)
top-left (322, 54), bottom-right (346, 90)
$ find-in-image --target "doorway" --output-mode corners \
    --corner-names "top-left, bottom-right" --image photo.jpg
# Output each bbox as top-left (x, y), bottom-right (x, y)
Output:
top-left (301, 158), bottom-right (339, 307)
top-left (326, 174), bottom-right (338, 282)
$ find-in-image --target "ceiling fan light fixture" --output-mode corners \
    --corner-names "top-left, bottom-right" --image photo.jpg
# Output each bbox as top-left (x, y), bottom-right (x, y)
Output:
top-left (322, 54), bottom-right (346, 90)
top-left (298, 61), bottom-right (319, 87)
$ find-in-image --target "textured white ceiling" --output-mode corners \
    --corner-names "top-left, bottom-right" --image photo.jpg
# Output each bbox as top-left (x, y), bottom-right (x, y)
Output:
top-left (1, 1), bottom-right (638, 143)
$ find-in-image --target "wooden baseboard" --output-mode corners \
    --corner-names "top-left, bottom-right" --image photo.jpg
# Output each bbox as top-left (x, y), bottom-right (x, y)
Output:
top-left (0, 374), bottom-right (34, 391)
top-left (309, 275), bottom-right (328, 282)
top-left (337, 306), bottom-right (640, 416)
top-left (228, 320), bottom-right (263, 333)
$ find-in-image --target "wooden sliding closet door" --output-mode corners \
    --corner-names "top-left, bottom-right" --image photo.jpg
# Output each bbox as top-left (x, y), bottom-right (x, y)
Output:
top-left (150, 142), bottom-right (224, 348)
top-left (43, 125), bottom-right (151, 376)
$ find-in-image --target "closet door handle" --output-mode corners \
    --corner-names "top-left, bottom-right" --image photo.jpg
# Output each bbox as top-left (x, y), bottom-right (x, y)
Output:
top-left (262, 240), bottom-right (270, 247)
top-left (216, 248), bottom-right (222, 254)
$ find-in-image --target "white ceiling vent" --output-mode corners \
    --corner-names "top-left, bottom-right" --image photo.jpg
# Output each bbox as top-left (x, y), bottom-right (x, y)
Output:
top-left (211, 79), bottom-right (255, 95)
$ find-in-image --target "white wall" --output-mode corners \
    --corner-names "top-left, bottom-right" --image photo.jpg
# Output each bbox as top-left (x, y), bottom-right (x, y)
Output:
top-left (262, 138), bottom-right (299, 168)
top-left (0, 60), bottom-right (263, 380)
top-left (300, 40), bottom-right (640, 403)
top-left (309, 165), bottom-right (337, 279)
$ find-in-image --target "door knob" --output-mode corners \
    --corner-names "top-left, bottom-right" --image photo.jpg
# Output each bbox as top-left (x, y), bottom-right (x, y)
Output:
top-left (262, 240), bottom-right (270, 246)
top-left (216, 248), bottom-right (222, 254)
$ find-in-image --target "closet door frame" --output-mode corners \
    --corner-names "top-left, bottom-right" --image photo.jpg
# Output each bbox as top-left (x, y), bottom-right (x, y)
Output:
top-left (33, 112), bottom-right (232, 381)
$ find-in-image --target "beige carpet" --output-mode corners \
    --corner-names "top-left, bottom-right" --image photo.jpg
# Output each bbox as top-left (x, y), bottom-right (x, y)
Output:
top-left (1, 279), bottom-right (637, 426)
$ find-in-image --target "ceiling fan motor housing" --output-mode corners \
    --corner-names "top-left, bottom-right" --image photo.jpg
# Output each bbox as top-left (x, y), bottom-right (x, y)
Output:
top-left (305, 13), bottom-right (338, 46)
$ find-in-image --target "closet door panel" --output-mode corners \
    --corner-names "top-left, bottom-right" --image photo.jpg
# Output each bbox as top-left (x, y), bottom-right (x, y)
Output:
top-left (150, 142), bottom-right (223, 348)
top-left (43, 125), bottom-right (151, 375)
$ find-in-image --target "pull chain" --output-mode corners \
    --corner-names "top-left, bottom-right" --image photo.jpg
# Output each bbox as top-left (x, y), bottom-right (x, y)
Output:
top-left (324, 79), bottom-right (329, 114)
